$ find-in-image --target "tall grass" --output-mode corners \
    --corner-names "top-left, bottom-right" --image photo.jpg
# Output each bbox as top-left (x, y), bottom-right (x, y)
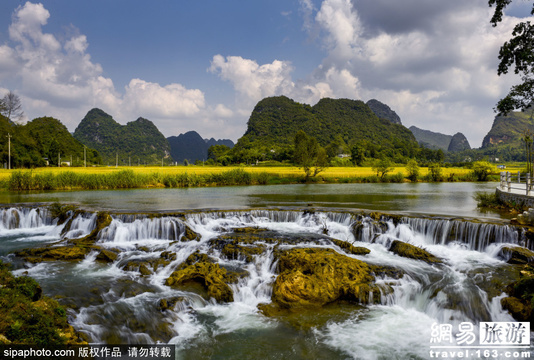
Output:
top-left (4, 165), bottom-right (495, 192)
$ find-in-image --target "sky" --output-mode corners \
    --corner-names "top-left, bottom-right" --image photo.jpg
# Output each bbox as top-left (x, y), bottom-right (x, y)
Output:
top-left (0, 0), bottom-right (532, 147)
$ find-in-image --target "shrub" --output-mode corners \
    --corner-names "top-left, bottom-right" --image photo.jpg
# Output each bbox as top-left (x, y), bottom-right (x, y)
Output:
top-left (471, 161), bottom-right (494, 181)
top-left (405, 159), bottom-right (419, 182)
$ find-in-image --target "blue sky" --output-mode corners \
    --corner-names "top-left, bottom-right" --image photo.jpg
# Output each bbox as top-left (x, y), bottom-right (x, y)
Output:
top-left (0, 1), bottom-right (532, 146)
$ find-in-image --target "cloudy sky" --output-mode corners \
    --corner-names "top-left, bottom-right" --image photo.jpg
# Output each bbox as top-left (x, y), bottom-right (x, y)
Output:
top-left (0, 0), bottom-right (531, 147)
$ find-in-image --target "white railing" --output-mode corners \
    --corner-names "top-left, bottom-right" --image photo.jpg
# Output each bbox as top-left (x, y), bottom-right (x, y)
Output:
top-left (500, 171), bottom-right (532, 195)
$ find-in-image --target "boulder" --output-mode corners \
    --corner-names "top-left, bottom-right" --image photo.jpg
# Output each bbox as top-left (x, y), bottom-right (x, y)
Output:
top-left (501, 296), bottom-right (532, 322)
top-left (389, 240), bottom-right (441, 264)
top-left (269, 248), bottom-right (377, 310)
top-left (165, 252), bottom-right (234, 303)
top-left (499, 246), bottom-right (534, 264)
top-left (330, 239), bottom-right (370, 256)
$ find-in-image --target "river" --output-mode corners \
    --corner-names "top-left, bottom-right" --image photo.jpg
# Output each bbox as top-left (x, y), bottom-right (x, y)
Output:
top-left (0, 182), bottom-right (531, 359)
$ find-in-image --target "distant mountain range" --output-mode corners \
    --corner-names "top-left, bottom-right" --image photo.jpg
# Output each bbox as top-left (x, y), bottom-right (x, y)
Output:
top-left (167, 131), bottom-right (234, 163)
top-left (4, 96), bottom-right (533, 167)
top-left (409, 126), bottom-right (471, 152)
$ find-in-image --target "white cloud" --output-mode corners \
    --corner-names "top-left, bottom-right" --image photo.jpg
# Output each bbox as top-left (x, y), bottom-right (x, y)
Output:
top-left (209, 55), bottom-right (296, 109)
top-left (0, 2), bottom-right (225, 139)
top-left (123, 79), bottom-right (205, 119)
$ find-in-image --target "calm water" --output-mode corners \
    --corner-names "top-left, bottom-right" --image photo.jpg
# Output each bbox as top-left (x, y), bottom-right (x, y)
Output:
top-left (0, 182), bottom-right (501, 219)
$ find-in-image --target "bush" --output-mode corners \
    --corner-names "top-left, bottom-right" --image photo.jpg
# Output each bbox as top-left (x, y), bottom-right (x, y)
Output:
top-left (427, 163), bottom-right (443, 182)
top-left (405, 159), bottom-right (419, 182)
top-left (471, 161), bottom-right (494, 181)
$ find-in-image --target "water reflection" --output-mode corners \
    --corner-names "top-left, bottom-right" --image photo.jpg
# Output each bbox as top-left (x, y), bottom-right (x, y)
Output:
top-left (0, 182), bottom-right (501, 218)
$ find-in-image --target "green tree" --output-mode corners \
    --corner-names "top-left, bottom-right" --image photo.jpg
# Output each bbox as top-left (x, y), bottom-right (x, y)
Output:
top-left (372, 158), bottom-right (393, 179)
top-left (489, 0), bottom-right (534, 114)
top-left (405, 159), bottom-right (420, 182)
top-left (294, 130), bottom-right (328, 180)
top-left (471, 161), bottom-right (494, 181)
top-left (428, 163), bottom-right (443, 182)
top-left (351, 144), bottom-right (365, 166)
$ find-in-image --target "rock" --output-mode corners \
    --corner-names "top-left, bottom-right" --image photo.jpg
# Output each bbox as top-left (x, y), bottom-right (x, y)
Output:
top-left (157, 297), bottom-right (186, 312)
top-left (221, 241), bottom-right (266, 262)
top-left (269, 248), bottom-right (377, 310)
top-left (165, 252), bottom-right (234, 303)
top-left (389, 240), bottom-right (441, 264)
top-left (139, 264), bottom-right (152, 276)
top-left (499, 246), bottom-right (534, 264)
top-left (516, 208), bottom-right (534, 225)
top-left (501, 297), bottom-right (532, 321)
top-left (330, 239), bottom-right (370, 256)
top-left (96, 249), bottom-right (118, 263)
top-left (182, 225), bottom-right (200, 241)
top-left (15, 246), bottom-right (91, 263)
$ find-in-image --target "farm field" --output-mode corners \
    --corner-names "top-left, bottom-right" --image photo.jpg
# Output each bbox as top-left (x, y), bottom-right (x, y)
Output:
top-left (0, 165), bottom-right (473, 181)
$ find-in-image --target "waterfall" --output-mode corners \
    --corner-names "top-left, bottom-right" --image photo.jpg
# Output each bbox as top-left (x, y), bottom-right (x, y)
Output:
top-left (3, 206), bottom-right (531, 358)
top-left (0, 207), bottom-right (54, 230)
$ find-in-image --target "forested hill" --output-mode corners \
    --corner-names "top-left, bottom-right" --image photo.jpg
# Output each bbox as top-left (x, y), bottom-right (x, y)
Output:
top-left (0, 115), bottom-right (101, 167)
top-left (233, 96), bottom-right (419, 162)
top-left (482, 110), bottom-right (534, 148)
top-left (74, 108), bottom-right (171, 165)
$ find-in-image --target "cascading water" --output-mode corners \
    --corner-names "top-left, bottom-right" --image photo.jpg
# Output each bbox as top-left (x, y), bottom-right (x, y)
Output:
top-left (1, 207), bottom-right (532, 359)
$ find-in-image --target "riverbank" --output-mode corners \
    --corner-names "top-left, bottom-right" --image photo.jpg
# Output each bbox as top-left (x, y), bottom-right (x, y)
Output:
top-left (0, 165), bottom-right (482, 191)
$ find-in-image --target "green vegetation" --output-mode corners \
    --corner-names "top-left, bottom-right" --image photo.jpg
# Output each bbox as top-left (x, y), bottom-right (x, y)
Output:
top-left (406, 159), bottom-right (420, 182)
top-left (471, 161), bottom-right (494, 181)
top-left (293, 130), bottom-right (328, 179)
top-left (0, 261), bottom-right (82, 345)
top-left (229, 96), bottom-right (425, 164)
top-left (73, 108), bottom-right (171, 165)
top-left (0, 115), bottom-right (101, 168)
top-left (372, 158), bottom-right (393, 179)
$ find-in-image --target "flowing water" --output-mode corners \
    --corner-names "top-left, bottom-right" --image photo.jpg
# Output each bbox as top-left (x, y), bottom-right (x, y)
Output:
top-left (0, 200), bottom-right (532, 359)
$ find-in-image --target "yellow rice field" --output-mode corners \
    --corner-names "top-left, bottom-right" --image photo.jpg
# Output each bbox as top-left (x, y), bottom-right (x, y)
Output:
top-left (0, 165), bottom-right (473, 181)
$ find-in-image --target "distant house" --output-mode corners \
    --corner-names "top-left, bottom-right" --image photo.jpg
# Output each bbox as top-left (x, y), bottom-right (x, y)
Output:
top-left (338, 154), bottom-right (351, 159)
top-left (497, 165), bottom-right (506, 169)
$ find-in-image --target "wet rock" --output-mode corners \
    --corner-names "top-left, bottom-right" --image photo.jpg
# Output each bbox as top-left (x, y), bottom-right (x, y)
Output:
top-left (139, 264), bottom-right (152, 276)
top-left (269, 248), bottom-right (377, 310)
top-left (96, 249), bottom-right (118, 263)
top-left (157, 297), bottom-right (186, 312)
top-left (501, 297), bottom-right (532, 321)
top-left (330, 239), bottom-right (370, 256)
top-left (221, 241), bottom-right (266, 262)
top-left (516, 208), bottom-right (534, 226)
top-left (165, 251), bottom-right (234, 303)
top-left (182, 225), bottom-right (200, 241)
top-left (498, 246), bottom-right (534, 264)
top-left (502, 274), bottom-right (534, 322)
top-left (233, 227), bottom-right (268, 234)
top-left (389, 240), bottom-right (442, 264)
top-left (16, 246), bottom-right (91, 263)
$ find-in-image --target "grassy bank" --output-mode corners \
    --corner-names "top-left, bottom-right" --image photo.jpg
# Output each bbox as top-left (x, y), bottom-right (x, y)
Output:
top-left (0, 165), bottom-right (484, 191)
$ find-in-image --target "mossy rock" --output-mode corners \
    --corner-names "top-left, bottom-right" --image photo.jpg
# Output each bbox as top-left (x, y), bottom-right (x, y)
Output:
top-left (182, 225), bottom-right (200, 241)
top-left (499, 246), bottom-right (534, 264)
top-left (330, 239), bottom-right (370, 256)
top-left (15, 246), bottom-right (91, 263)
top-left (0, 261), bottom-right (86, 345)
top-left (221, 241), bottom-right (266, 262)
top-left (232, 227), bottom-right (269, 234)
top-left (96, 249), bottom-right (119, 263)
top-left (269, 248), bottom-right (377, 310)
top-left (389, 240), bottom-right (441, 264)
top-left (501, 296), bottom-right (532, 321)
top-left (165, 252), bottom-right (234, 303)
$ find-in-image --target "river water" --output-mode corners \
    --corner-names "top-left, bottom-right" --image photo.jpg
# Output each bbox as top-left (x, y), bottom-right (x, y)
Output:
top-left (0, 183), bottom-right (531, 359)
